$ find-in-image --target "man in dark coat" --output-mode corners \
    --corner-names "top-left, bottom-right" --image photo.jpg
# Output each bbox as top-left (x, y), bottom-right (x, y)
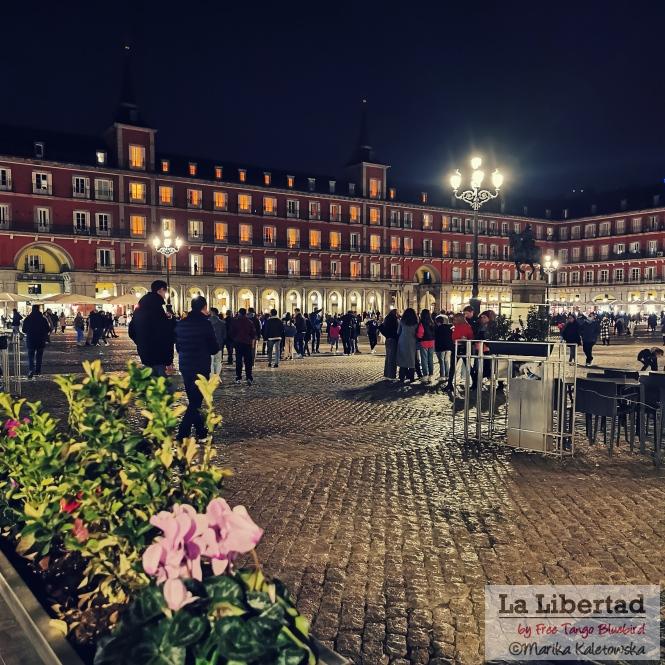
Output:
top-left (174, 296), bottom-right (219, 441)
top-left (308, 308), bottom-right (322, 353)
top-left (128, 280), bottom-right (175, 378)
top-left (22, 304), bottom-right (50, 378)
top-left (229, 307), bottom-right (256, 384)
top-left (224, 310), bottom-right (234, 364)
top-left (579, 312), bottom-right (600, 367)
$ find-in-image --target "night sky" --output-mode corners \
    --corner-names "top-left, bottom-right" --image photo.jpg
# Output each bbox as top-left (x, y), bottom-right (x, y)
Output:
top-left (4, 1), bottom-right (665, 200)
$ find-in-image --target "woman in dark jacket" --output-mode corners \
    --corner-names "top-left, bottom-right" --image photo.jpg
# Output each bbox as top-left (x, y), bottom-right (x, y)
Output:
top-left (379, 309), bottom-right (399, 379)
top-left (560, 314), bottom-right (581, 362)
top-left (434, 314), bottom-right (454, 381)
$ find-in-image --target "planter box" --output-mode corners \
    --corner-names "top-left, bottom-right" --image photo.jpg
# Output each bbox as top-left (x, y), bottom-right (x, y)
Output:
top-left (0, 547), bottom-right (348, 665)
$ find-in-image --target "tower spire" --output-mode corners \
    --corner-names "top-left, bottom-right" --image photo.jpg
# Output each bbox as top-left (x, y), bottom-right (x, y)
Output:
top-left (114, 44), bottom-right (144, 126)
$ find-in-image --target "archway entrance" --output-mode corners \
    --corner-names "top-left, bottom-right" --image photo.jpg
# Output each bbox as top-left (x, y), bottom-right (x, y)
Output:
top-left (286, 290), bottom-right (301, 313)
top-left (419, 291), bottom-right (436, 311)
top-left (213, 288), bottom-right (230, 312)
top-left (366, 290), bottom-right (381, 314)
top-left (261, 289), bottom-right (279, 313)
top-left (308, 290), bottom-right (322, 312)
top-left (237, 289), bottom-right (254, 311)
top-left (348, 291), bottom-right (361, 313)
top-left (328, 291), bottom-right (342, 315)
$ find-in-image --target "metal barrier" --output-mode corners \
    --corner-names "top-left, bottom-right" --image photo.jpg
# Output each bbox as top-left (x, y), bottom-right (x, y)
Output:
top-left (452, 339), bottom-right (576, 458)
top-left (0, 333), bottom-right (21, 396)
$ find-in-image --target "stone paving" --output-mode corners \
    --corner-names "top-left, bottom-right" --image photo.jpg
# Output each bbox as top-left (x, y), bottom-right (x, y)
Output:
top-left (8, 330), bottom-right (665, 664)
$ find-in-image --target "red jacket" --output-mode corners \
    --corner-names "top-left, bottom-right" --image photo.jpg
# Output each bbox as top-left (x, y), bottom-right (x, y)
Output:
top-left (452, 322), bottom-right (474, 341)
top-left (229, 315), bottom-right (256, 345)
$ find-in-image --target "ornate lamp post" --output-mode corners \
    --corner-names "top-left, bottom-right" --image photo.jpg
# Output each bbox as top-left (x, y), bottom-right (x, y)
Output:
top-left (450, 157), bottom-right (503, 314)
top-left (542, 254), bottom-right (559, 332)
top-left (151, 229), bottom-right (183, 304)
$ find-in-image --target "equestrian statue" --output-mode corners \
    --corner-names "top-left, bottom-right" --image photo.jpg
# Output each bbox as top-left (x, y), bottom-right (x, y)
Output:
top-left (508, 224), bottom-right (543, 279)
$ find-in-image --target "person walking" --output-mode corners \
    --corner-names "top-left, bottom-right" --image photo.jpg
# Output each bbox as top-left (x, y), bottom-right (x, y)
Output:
top-left (128, 280), bottom-right (175, 378)
top-left (208, 307), bottom-right (226, 379)
top-left (434, 314), bottom-right (454, 382)
top-left (328, 318), bottom-right (341, 354)
top-left (560, 314), bottom-right (581, 363)
top-left (223, 310), bottom-right (234, 364)
top-left (294, 311), bottom-right (307, 358)
top-left (396, 307), bottom-right (418, 383)
top-left (379, 309), bottom-right (399, 379)
top-left (264, 308), bottom-right (284, 368)
top-left (600, 316), bottom-right (611, 346)
top-left (340, 311), bottom-right (353, 355)
top-left (579, 312), bottom-right (600, 367)
top-left (58, 311), bottom-right (66, 333)
top-left (229, 307), bottom-right (256, 384)
top-left (416, 309), bottom-right (436, 383)
top-left (73, 312), bottom-right (85, 345)
top-left (174, 296), bottom-right (219, 441)
top-left (22, 304), bottom-right (50, 378)
top-left (308, 308), bottom-right (322, 353)
top-left (11, 308), bottom-right (22, 337)
top-left (366, 317), bottom-right (379, 353)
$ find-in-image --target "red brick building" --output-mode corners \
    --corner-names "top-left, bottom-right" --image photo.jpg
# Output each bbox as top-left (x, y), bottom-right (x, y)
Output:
top-left (0, 83), bottom-right (664, 316)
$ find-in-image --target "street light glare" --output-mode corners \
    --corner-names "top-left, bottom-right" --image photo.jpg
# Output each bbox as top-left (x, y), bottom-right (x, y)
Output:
top-left (491, 169), bottom-right (504, 189)
top-left (450, 170), bottom-right (462, 191)
top-left (470, 156), bottom-right (482, 170)
top-left (471, 169), bottom-right (484, 188)
top-left (544, 254), bottom-right (552, 262)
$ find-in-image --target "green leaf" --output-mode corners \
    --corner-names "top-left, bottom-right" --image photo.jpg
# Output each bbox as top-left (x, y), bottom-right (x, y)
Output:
top-left (129, 585), bottom-right (166, 625)
top-left (165, 612), bottom-right (208, 648)
top-left (277, 646), bottom-right (310, 665)
top-left (246, 591), bottom-right (272, 613)
top-left (204, 574), bottom-right (244, 607)
top-left (214, 615), bottom-right (278, 661)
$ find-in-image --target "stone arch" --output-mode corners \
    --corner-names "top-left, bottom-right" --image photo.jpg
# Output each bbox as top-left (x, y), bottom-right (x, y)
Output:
top-left (15, 242), bottom-right (75, 273)
top-left (237, 288), bottom-right (254, 311)
top-left (285, 289), bottom-right (301, 313)
top-left (212, 288), bottom-right (231, 312)
top-left (348, 290), bottom-right (362, 313)
top-left (129, 285), bottom-right (148, 298)
top-left (418, 291), bottom-right (436, 312)
top-left (307, 290), bottom-right (322, 312)
top-left (413, 264), bottom-right (441, 285)
top-left (261, 288), bottom-right (279, 314)
top-left (328, 290), bottom-right (342, 314)
top-left (187, 286), bottom-right (205, 301)
top-left (366, 290), bottom-right (381, 314)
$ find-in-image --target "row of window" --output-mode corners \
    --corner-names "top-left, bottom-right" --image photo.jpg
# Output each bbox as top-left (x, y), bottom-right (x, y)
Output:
top-left (554, 239), bottom-right (662, 262)
top-left (556, 266), bottom-right (661, 284)
top-left (560, 216), bottom-right (662, 240)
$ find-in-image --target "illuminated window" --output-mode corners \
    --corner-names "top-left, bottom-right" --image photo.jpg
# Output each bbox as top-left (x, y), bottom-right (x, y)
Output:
top-left (159, 186), bottom-right (173, 205)
top-left (96, 150), bottom-right (107, 165)
top-left (349, 205), bottom-right (360, 223)
top-left (213, 191), bottom-right (227, 210)
top-left (369, 234), bottom-right (381, 253)
top-left (189, 163), bottom-right (197, 176)
top-left (263, 172), bottom-right (271, 186)
top-left (330, 260), bottom-right (341, 277)
top-left (330, 203), bottom-right (341, 222)
top-left (310, 259), bottom-right (321, 276)
top-left (329, 231), bottom-right (341, 250)
top-left (370, 262), bottom-right (381, 279)
top-left (287, 175), bottom-right (294, 188)
top-left (309, 229), bottom-right (321, 249)
top-left (162, 218), bottom-right (175, 234)
top-left (214, 222), bottom-right (228, 242)
top-left (129, 145), bottom-right (145, 170)
top-left (214, 255), bottom-right (228, 273)
top-left (238, 169), bottom-right (247, 183)
top-left (130, 215), bottom-right (146, 237)
top-left (288, 258), bottom-right (300, 276)
top-left (442, 215), bottom-right (449, 230)
top-left (388, 187), bottom-right (396, 200)
top-left (188, 219), bottom-right (203, 240)
top-left (214, 166), bottom-right (223, 180)
top-left (390, 236), bottom-right (400, 254)
top-left (238, 194), bottom-right (251, 213)
top-left (240, 256), bottom-right (252, 274)
top-left (129, 181), bottom-right (146, 203)
top-left (263, 196), bottom-right (277, 215)
top-left (131, 251), bottom-right (146, 270)
top-left (309, 201), bottom-right (321, 220)
top-left (187, 189), bottom-right (202, 208)
top-left (264, 257), bottom-right (276, 275)
top-left (369, 207), bottom-right (380, 225)
top-left (350, 261), bottom-right (361, 278)
top-left (239, 224), bottom-right (252, 244)
top-left (369, 178), bottom-right (381, 199)
top-left (161, 160), bottom-right (170, 173)
top-left (263, 225), bottom-right (276, 245)
top-left (287, 228), bottom-right (300, 248)
top-left (423, 213), bottom-right (433, 230)
top-left (404, 237), bottom-right (413, 255)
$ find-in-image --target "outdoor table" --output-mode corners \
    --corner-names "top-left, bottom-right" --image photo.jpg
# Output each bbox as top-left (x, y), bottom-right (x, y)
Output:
top-left (638, 376), bottom-right (665, 466)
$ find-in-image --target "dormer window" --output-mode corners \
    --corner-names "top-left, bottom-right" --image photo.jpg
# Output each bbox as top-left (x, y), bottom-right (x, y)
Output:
top-left (161, 160), bottom-right (170, 173)
top-left (129, 144), bottom-right (145, 170)
top-left (239, 169), bottom-right (247, 183)
top-left (308, 178), bottom-right (316, 192)
top-left (214, 166), bottom-right (223, 180)
top-left (389, 187), bottom-right (396, 200)
top-left (34, 142), bottom-right (45, 159)
top-left (421, 192), bottom-right (428, 204)
top-left (287, 175), bottom-right (294, 188)
top-left (348, 183), bottom-right (356, 196)
top-left (329, 180), bottom-right (336, 194)
top-left (188, 162), bottom-right (197, 176)
top-left (96, 150), bottom-right (107, 165)
top-left (263, 172), bottom-right (271, 186)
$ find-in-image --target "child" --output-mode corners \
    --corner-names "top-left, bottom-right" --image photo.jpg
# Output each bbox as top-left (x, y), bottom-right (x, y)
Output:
top-left (329, 319), bottom-right (341, 353)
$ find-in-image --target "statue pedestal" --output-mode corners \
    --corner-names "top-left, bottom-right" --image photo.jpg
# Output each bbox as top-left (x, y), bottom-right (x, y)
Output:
top-left (503, 280), bottom-right (547, 329)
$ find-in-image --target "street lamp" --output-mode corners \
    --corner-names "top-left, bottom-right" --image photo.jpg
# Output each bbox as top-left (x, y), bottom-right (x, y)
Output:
top-left (450, 157), bottom-right (503, 314)
top-left (542, 254), bottom-right (559, 333)
top-left (152, 229), bottom-right (183, 304)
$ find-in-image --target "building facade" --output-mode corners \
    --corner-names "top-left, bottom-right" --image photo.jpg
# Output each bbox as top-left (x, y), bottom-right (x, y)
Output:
top-left (1, 94), bottom-right (665, 316)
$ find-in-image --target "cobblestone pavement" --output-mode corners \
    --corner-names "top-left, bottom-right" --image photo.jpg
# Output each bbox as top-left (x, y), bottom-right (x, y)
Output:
top-left (10, 331), bottom-right (665, 664)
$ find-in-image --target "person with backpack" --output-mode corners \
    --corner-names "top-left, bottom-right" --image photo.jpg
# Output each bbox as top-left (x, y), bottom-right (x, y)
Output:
top-left (416, 309), bottom-right (436, 384)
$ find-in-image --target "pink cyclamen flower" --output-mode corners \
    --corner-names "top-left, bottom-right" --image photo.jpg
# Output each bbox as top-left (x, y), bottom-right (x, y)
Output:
top-left (163, 578), bottom-right (197, 611)
top-left (72, 518), bottom-right (89, 543)
top-left (206, 498), bottom-right (263, 560)
top-left (3, 419), bottom-right (20, 438)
